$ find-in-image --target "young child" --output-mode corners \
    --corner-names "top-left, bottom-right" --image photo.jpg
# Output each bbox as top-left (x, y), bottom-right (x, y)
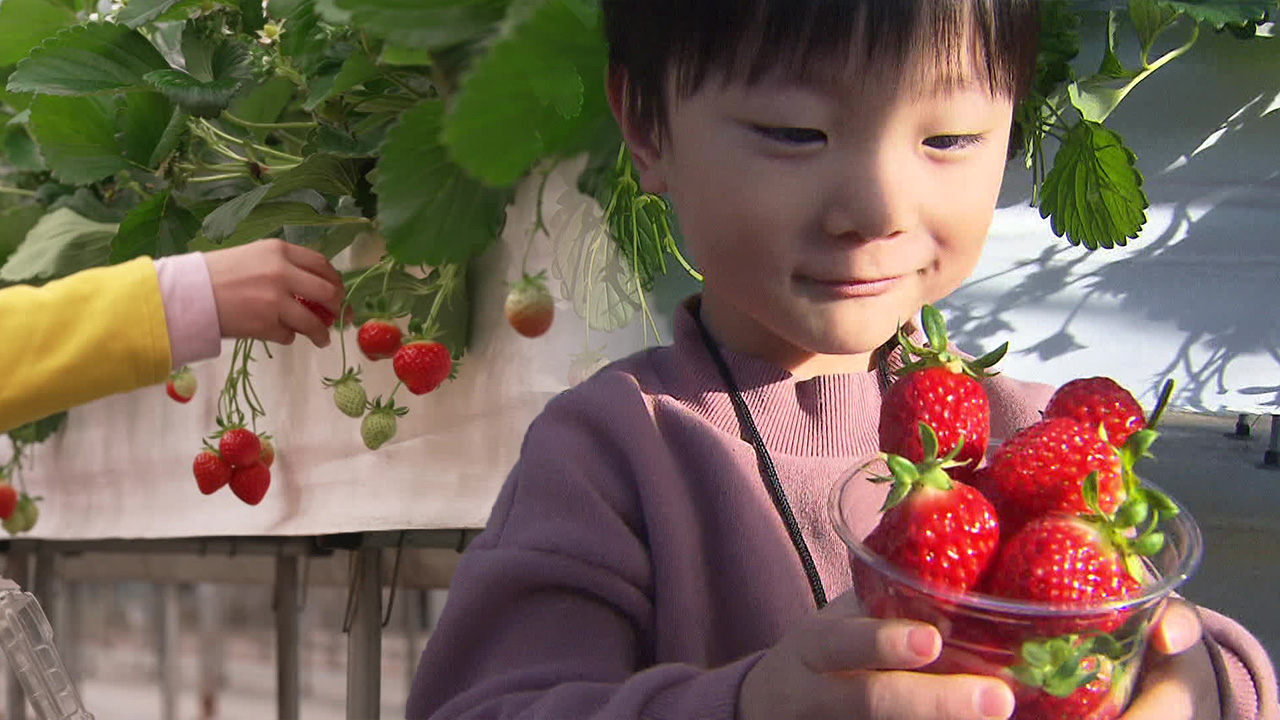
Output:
top-left (0, 237), bottom-right (345, 432)
top-left (407, 1), bottom-right (1278, 718)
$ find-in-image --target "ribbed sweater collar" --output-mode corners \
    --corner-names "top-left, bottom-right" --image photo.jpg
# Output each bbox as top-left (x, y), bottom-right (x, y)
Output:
top-left (653, 296), bottom-right (911, 458)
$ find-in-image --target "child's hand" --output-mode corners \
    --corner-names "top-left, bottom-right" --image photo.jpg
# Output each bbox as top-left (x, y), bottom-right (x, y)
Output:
top-left (1118, 600), bottom-right (1221, 720)
top-left (738, 593), bottom-right (1015, 720)
top-left (203, 238), bottom-right (346, 348)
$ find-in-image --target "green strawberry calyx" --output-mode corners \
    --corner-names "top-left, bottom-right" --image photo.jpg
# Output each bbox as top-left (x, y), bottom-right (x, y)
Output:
top-left (870, 422), bottom-right (971, 512)
top-left (896, 305), bottom-right (1008, 380)
top-left (1079, 472), bottom-right (1171, 582)
top-left (1011, 633), bottom-right (1124, 698)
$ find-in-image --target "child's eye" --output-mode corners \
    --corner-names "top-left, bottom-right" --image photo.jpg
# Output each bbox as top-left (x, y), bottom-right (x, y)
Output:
top-left (752, 125), bottom-right (827, 146)
top-left (924, 134), bottom-right (984, 151)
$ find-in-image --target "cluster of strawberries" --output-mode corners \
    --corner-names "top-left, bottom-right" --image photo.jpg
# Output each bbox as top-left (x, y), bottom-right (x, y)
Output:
top-left (866, 305), bottom-right (1180, 719)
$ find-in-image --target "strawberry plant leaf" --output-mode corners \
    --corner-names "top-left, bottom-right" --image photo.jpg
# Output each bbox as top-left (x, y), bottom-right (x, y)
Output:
top-left (1154, 0), bottom-right (1277, 30)
top-left (0, 207), bottom-right (118, 283)
top-left (374, 99), bottom-right (513, 265)
top-left (201, 152), bottom-right (363, 241)
top-left (0, 205), bottom-right (45, 271)
top-left (1038, 120), bottom-right (1147, 250)
top-left (116, 91), bottom-right (182, 170)
top-left (109, 189), bottom-right (200, 262)
top-left (220, 201), bottom-right (367, 247)
top-left (116, 0), bottom-right (185, 28)
top-left (2, 120), bottom-right (45, 172)
top-left (144, 69), bottom-right (244, 118)
top-left (238, 0), bottom-right (266, 32)
top-left (27, 94), bottom-right (132, 184)
top-left (6, 22), bottom-right (171, 96)
top-left (442, 0), bottom-right (610, 186)
top-left (921, 304), bottom-right (948, 350)
top-left (1129, 0), bottom-right (1182, 54)
top-left (0, 0), bottom-right (77, 66)
top-left (331, 0), bottom-right (511, 51)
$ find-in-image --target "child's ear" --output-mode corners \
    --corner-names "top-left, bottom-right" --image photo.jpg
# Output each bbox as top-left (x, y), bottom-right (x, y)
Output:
top-left (606, 65), bottom-right (668, 194)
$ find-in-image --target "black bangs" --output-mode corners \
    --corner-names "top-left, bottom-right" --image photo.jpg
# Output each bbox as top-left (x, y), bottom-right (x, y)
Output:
top-left (603, 0), bottom-right (1040, 140)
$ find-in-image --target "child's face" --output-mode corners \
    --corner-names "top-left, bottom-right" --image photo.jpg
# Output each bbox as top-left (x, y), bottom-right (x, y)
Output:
top-left (618, 51), bottom-right (1015, 376)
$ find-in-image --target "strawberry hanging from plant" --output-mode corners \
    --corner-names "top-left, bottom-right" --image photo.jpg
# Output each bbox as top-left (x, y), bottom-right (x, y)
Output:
top-left (167, 366), bottom-right (198, 404)
top-left (879, 305), bottom-right (1006, 482)
top-left (193, 339), bottom-right (276, 505)
top-left (505, 271), bottom-right (554, 338)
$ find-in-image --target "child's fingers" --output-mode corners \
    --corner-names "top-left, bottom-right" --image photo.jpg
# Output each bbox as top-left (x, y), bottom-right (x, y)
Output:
top-left (834, 670), bottom-right (1015, 720)
top-left (284, 241), bottom-right (345, 292)
top-left (797, 619), bottom-right (940, 674)
top-left (280, 299), bottom-right (331, 348)
top-left (287, 267), bottom-right (344, 319)
top-left (1150, 600), bottom-right (1203, 656)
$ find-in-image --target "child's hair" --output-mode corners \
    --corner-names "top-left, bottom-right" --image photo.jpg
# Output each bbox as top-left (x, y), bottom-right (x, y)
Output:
top-left (603, 0), bottom-right (1041, 147)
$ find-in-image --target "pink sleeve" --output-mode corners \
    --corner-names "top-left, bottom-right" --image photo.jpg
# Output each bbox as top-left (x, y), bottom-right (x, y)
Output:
top-left (1200, 607), bottom-right (1280, 720)
top-left (153, 253), bottom-right (223, 369)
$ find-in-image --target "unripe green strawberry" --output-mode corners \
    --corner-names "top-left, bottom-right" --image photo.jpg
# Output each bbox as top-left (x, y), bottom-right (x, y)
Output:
top-left (362, 409), bottom-right (397, 451)
top-left (323, 368), bottom-right (367, 418)
top-left (334, 378), bottom-right (367, 418)
top-left (360, 397), bottom-right (407, 451)
top-left (4, 495), bottom-right (37, 535)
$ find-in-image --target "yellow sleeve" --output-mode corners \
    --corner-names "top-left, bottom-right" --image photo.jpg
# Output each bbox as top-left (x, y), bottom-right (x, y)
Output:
top-left (0, 258), bottom-right (172, 433)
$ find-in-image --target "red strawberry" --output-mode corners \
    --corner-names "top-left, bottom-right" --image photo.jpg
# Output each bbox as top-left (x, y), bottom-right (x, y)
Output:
top-left (982, 513), bottom-right (1143, 635)
top-left (357, 319), bottom-right (403, 361)
top-left (1045, 377), bottom-right (1146, 447)
top-left (218, 428), bottom-right (262, 469)
top-left (230, 463), bottom-right (271, 505)
top-left (505, 271), bottom-right (554, 338)
top-left (865, 423), bottom-right (1001, 593)
top-left (0, 484), bottom-right (17, 520)
top-left (193, 451), bottom-right (232, 495)
top-left (978, 417), bottom-right (1124, 531)
top-left (293, 294), bottom-right (335, 327)
top-left (167, 366), bottom-right (197, 403)
top-left (879, 305), bottom-right (1006, 482)
top-left (393, 340), bottom-right (452, 395)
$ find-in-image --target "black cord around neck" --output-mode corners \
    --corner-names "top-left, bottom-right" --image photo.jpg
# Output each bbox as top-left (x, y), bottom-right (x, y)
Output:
top-left (691, 309), bottom-right (828, 609)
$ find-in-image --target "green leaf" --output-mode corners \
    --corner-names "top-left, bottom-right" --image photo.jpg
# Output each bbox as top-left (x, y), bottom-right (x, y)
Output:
top-left (921, 305), bottom-right (948, 350)
top-left (313, 0), bottom-right (352, 23)
top-left (2, 121), bottom-right (45, 172)
top-left (1154, 0), bottom-right (1275, 29)
top-left (1133, 531), bottom-right (1165, 556)
top-left (116, 91), bottom-right (182, 169)
top-left (1129, 0), bottom-right (1182, 54)
top-left (378, 43), bottom-right (434, 66)
top-left (144, 69), bottom-right (242, 118)
top-left (331, 52), bottom-right (381, 95)
top-left (1099, 11), bottom-right (1129, 78)
top-left (116, 0), bottom-right (185, 28)
top-left (7, 411), bottom-right (67, 444)
top-left (201, 152), bottom-right (363, 240)
top-left (27, 94), bottom-right (132, 184)
top-left (1038, 120), bottom-right (1148, 250)
top-left (332, 0), bottom-right (511, 51)
top-left (0, 0), bottom-right (77, 67)
top-left (228, 75), bottom-right (297, 128)
top-left (0, 205), bottom-right (46, 269)
top-left (239, 0), bottom-right (266, 32)
top-left (218, 201), bottom-right (368, 247)
top-left (109, 190), bottom-right (200, 263)
top-left (442, 0), bottom-right (610, 186)
top-left (375, 100), bottom-right (512, 265)
top-left (0, 207), bottom-right (118, 283)
top-left (6, 22), bottom-right (171, 96)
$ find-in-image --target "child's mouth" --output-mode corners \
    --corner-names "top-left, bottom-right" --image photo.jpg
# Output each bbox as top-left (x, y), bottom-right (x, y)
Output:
top-left (797, 274), bottom-right (902, 299)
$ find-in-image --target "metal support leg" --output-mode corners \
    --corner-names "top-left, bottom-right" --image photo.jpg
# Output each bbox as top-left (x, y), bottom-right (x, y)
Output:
top-left (5, 547), bottom-right (31, 720)
top-left (346, 547), bottom-right (382, 720)
top-left (1232, 413), bottom-right (1252, 438)
top-left (156, 583), bottom-right (180, 720)
top-left (1264, 414), bottom-right (1280, 467)
top-left (276, 554), bottom-right (301, 720)
top-left (197, 583), bottom-right (224, 720)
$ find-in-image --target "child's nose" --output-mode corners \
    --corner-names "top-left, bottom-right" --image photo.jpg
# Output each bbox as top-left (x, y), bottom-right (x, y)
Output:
top-left (821, 152), bottom-right (913, 242)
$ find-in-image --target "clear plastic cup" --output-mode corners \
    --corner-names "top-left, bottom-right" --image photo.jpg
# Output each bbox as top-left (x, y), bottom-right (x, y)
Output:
top-left (827, 457), bottom-right (1203, 720)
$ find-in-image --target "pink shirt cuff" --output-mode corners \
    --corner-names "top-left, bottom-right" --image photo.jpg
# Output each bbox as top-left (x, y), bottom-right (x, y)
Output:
top-left (154, 253), bottom-right (222, 369)
top-left (1200, 606), bottom-right (1280, 720)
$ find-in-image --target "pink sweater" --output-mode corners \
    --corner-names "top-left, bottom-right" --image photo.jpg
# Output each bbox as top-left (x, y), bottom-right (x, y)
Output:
top-left (406, 298), bottom-right (1277, 720)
